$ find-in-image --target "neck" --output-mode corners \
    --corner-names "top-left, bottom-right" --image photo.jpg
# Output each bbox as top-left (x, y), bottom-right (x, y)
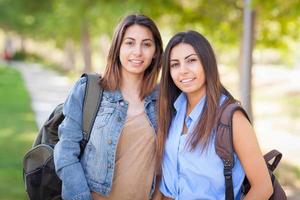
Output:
top-left (186, 88), bottom-right (206, 115)
top-left (120, 72), bottom-right (143, 100)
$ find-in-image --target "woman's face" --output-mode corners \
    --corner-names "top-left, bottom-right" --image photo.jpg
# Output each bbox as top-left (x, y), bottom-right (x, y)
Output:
top-left (169, 43), bottom-right (206, 99)
top-left (119, 24), bottom-right (156, 78)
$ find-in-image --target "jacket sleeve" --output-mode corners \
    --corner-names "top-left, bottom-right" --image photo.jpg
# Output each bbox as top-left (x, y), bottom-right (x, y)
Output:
top-left (54, 77), bottom-right (93, 200)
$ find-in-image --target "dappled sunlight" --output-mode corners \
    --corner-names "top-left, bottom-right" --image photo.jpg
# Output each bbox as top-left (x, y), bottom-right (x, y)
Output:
top-left (0, 128), bottom-right (14, 138)
top-left (20, 112), bottom-right (36, 122)
top-left (1, 0), bottom-right (300, 198)
top-left (0, 66), bottom-right (38, 199)
top-left (15, 131), bottom-right (37, 143)
top-left (221, 64), bottom-right (300, 171)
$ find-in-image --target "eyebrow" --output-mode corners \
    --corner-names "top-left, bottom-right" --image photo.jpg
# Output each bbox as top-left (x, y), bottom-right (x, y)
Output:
top-left (184, 54), bottom-right (197, 60)
top-left (123, 37), bottom-right (154, 42)
top-left (170, 54), bottom-right (197, 62)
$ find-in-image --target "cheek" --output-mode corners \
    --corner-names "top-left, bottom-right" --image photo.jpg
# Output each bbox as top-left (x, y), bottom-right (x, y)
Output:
top-left (145, 47), bottom-right (156, 60)
top-left (119, 45), bottom-right (125, 57)
top-left (170, 69), bottom-right (178, 83)
top-left (119, 46), bottom-right (127, 63)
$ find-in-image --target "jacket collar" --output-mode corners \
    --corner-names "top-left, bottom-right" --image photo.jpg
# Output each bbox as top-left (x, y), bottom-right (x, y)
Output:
top-left (104, 85), bottom-right (158, 103)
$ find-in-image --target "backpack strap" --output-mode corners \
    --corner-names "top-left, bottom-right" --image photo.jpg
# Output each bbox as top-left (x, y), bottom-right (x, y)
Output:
top-left (215, 101), bottom-right (250, 200)
top-left (263, 149), bottom-right (282, 172)
top-left (80, 73), bottom-right (103, 153)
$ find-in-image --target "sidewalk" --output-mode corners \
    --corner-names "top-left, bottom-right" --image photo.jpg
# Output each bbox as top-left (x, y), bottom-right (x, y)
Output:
top-left (14, 62), bottom-right (72, 128)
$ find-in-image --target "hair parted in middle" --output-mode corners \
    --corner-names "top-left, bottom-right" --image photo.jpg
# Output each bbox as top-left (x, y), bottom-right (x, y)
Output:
top-left (100, 13), bottom-right (163, 99)
top-left (157, 30), bottom-right (235, 166)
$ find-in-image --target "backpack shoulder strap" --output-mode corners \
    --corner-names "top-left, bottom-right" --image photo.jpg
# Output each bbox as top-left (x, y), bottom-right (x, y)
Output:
top-left (81, 73), bottom-right (103, 142)
top-left (215, 101), bottom-right (250, 200)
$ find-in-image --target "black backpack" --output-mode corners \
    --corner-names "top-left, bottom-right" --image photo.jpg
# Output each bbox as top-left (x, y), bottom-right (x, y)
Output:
top-left (23, 73), bottom-right (103, 200)
top-left (215, 102), bottom-right (287, 200)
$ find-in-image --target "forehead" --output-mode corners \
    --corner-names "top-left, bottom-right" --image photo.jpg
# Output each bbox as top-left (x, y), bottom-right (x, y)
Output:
top-left (123, 24), bottom-right (154, 40)
top-left (170, 43), bottom-right (196, 59)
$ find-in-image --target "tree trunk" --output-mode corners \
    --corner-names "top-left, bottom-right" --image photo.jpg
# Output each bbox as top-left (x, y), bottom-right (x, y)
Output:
top-left (62, 39), bottom-right (75, 71)
top-left (99, 34), bottom-right (110, 61)
top-left (240, 0), bottom-right (256, 121)
top-left (20, 35), bottom-right (26, 52)
top-left (81, 19), bottom-right (92, 72)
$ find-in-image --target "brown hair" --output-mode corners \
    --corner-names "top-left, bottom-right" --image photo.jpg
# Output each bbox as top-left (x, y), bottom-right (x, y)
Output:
top-left (100, 14), bottom-right (163, 99)
top-left (157, 31), bottom-right (235, 168)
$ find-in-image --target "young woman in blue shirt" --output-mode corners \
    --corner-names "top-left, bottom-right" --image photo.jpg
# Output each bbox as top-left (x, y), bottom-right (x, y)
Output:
top-left (156, 31), bottom-right (272, 200)
top-left (54, 14), bottom-right (163, 200)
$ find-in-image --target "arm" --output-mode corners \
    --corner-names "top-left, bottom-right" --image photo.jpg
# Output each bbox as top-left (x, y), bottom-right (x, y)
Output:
top-left (232, 111), bottom-right (273, 200)
top-left (54, 77), bottom-right (93, 200)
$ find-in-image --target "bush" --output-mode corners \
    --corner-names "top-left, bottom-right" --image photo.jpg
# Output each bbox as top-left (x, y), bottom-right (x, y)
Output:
top-left (11, 51), bottom-right (43, 62)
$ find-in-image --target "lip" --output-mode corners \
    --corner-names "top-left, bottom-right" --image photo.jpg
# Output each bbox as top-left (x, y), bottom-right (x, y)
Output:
top-left (129, 59), bottom-right (144, 64)
top-left (180, 78), bottom-right (195, 83)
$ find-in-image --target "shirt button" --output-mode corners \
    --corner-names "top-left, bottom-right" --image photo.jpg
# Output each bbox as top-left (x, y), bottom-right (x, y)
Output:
top-left (107, 139), bottom-right (112, 145)
top-left (120, 101), bottom-right (125, 106)
top-left (108, 163), bottom-right (112, 168)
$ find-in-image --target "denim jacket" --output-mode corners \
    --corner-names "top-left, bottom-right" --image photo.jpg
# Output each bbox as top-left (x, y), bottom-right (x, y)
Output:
top-left (53, 77), bottom-right (158, 200)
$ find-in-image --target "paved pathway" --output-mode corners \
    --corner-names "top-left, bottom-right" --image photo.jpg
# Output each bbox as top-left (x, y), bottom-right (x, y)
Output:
top-left (14, 62), bottom-right (72, 128)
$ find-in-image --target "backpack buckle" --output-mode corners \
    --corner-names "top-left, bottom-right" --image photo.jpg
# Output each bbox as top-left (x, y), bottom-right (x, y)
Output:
top-left (223, 159), bottom-right (233, 179)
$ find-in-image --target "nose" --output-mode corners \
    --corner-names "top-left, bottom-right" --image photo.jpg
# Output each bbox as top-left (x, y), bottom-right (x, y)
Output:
top-left (179, 63), bottom-right (188, 74)
top-left (132, 44), bottom-right (142, 56)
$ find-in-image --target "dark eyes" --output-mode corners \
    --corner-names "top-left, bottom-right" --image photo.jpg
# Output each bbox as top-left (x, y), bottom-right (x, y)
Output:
top-left (124, 40), bottom-right (152, 47)
top-left (170, 58), bottom-right (197, 68)
top-left (143, 42), bottom-right (152, 47)
top-left (170, 63), bottom-right (179, 68)
top-left (187, 58), bottom-right (197, 63)
top-left (125, 41), bottom-right (134, 46)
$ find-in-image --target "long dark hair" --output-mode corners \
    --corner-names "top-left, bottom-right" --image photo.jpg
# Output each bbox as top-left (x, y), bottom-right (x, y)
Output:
top-left (100, 14), bottom-right (163, 99)
top-left (157, 30), bottom-right (235, 167)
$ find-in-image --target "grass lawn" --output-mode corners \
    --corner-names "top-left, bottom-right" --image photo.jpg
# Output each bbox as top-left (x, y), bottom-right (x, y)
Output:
top-left (0, 65), bottom-right (37, 200)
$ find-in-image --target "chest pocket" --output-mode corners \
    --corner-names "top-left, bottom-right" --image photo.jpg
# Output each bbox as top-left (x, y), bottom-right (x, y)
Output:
top-left (94, 106), bottom-right (115, 128)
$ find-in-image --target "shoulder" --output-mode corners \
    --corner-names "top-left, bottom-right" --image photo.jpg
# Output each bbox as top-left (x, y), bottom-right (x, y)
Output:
top-left (232, 109), bottom-right (254, 144)
top-left (67, 76), bottom-right (88, 99)
top-left (147, 84), bottom-right (159, 100)
top-left (233, 110), bottom-right (250, 125)
top-left (76, 76), bottom-right (87, 91)
top-left (63, 77), bottom-right (87, 111)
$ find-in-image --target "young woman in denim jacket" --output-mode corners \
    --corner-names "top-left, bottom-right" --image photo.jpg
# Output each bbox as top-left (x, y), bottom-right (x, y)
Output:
top-left (54, 14), bottom-right (163, 200)
top-left (155, 31), bottom-right (273, 200)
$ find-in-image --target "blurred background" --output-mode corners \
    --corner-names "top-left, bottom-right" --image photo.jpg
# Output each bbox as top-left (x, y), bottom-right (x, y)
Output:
top-left (0, 0), bottom-right (300, 199)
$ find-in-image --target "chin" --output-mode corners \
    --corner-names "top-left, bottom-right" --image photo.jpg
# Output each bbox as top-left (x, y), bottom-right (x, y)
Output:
top-left (178, 86), bottom-right (197, 94)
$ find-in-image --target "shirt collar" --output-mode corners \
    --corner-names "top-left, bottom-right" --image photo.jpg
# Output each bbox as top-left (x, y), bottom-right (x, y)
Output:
top-left (174, 92), bottom-right (206, 122)
top-left (105, 85), bottom-right (158, 103)
top-left (174, 92), bottom-right (187, 112)
top-left (189, 95), bottom-right (206, 122)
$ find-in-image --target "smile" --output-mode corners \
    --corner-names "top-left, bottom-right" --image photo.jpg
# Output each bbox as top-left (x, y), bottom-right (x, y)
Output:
top-left (129, 59), bottom-right (144, 64)
top-left (180, 78), bottom-right (195, 83)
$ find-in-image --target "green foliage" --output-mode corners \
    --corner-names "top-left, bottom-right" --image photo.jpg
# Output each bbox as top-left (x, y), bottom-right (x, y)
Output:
top-left (11, 51), bottom-right (67, 74)
top-left (253, 0), bottom-right (300, 50)
top-left (0, 66), bottom-right (37, 199)
top-left (1, 0), bottom-right (300, 52)
top-left (0, 0), bottom-right (53, 36)
top-left (11, 51), bottom-right (40, 61)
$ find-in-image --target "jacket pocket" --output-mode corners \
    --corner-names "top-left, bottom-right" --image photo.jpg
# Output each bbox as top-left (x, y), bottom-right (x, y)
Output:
top-left (94, 107), bottom-right (115, 128)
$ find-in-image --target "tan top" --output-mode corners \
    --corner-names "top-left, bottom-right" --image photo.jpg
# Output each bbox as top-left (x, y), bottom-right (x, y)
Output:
top-left (93, 111), bottom-right (156, 200)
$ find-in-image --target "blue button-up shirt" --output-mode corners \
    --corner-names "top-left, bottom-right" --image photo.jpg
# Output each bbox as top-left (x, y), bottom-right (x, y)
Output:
top-left (160, 93), bottom-right (245, 200)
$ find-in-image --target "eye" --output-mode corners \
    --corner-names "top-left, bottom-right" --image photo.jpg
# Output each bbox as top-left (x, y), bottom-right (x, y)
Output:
top-left (170, 62), bottom-right (179, 68)
top-left (124, 40), bottom-right (134, 46)
top-left (143, 42), bottom-right (152, 47)
top-left (187, 58), bottom-right (197, 63)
